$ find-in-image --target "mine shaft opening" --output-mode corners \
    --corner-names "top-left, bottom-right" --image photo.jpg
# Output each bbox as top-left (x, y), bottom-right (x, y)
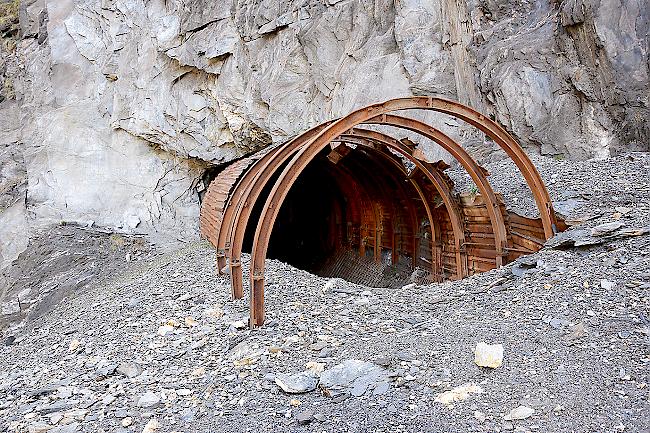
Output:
top-left (199, 97), bottom-right (565, 326)
top-left (266, 158), bottom-right (345, 270)
top-left (231, 140), bottom-right (562, 287)
top-left (243, 146), bottom-right (432, 287)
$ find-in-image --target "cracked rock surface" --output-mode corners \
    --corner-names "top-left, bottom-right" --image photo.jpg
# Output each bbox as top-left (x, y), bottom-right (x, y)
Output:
top-left (1, 153), bottom-right (649, 432)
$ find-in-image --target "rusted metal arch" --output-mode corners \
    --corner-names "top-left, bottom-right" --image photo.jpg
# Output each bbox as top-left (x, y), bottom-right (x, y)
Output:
top-left (213, 147), bottom-right (281, 275)
top-left (213, 121), bottom-right (335, 281)
top-left (221, 122), bottom-right (335, 298)
top-left (200, 157), bottom-right (257, 249)
top-left (247, 130), bottom-right (469, 326)
top-left (249, 96), bottom-right (556, 326)
top-left (361, 115), bottom-right (509, 267)
top-left (219, 112), bottom-right (484, 297)
top-left (223, 119), bottom-right (465, 300)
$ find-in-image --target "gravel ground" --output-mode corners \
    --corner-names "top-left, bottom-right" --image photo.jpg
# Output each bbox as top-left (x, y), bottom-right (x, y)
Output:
top-left (1, 153), bottom-right (649, 433)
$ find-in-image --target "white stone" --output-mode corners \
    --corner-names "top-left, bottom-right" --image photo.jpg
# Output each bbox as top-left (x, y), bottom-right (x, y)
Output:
top-left (142, 418), bottom-right (159, 433)
top-left (600, 279), bottom-right (616, 290)
top-left (137, 391), bottom-right (161, 408)
top-left (474, 342), bottom-right (504, 368)
top-left (434, 383), bottom-right (483, 405)
top-left (504, 405), bottom-right (535, 421)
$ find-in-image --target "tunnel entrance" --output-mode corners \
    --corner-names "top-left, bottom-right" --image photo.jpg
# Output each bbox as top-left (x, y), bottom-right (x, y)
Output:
top-left (198, 96), bottom-right (565, 326)
top-left (205, 140), bottom-right (564, 288)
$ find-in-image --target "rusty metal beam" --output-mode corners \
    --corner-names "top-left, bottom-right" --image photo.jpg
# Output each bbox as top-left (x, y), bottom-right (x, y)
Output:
top-left (219, 122), bottom-right (334, 299)
top-left (362, 115), bottom-right (509, 267)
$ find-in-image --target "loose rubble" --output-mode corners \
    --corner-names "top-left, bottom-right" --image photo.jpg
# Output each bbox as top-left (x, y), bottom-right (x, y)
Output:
top-left (1, 153), bottom-right (650, 432)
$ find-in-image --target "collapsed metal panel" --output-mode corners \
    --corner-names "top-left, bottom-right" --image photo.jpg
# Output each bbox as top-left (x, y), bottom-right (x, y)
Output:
top-left (199, 97), bottom-right (563, 327)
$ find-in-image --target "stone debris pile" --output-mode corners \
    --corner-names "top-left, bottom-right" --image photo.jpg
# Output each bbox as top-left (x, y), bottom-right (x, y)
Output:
top-left (1, 153), bottom-right (649, 432)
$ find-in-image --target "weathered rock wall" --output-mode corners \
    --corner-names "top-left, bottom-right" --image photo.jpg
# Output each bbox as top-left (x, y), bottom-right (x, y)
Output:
top-left (0, 0), bottom-right (648, 266)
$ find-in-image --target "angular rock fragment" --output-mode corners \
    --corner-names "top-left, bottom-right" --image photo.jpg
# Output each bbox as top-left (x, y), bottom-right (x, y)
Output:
top-left (275, 372), bottom-right (318, 394)
top-left (474, 342), bottom-right (504, 368)
top-left (504, 405), bottom-right (534, 420)
top-left (294, 408), bottom-right (314, 425)
top-left (136, 391), bottom-right (160, 408)
top-left (591, 222), bottom-right (624, 236)
top-left (117, 362), bottom-right (142, 378)
top-left (319, 360), bottom-right (389, 397)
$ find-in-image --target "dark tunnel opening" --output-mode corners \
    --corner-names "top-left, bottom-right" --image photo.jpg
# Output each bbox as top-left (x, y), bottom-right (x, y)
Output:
top-left (242, 147), bottom-right (428, 286)
top-left (243, 153), bottom-right (352, 273)
top-left (267, 159), bottom-right (346, 269)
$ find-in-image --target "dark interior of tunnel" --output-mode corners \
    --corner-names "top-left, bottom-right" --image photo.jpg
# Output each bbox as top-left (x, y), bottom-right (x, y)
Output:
top-left (268, 160), bottom-right (347, 269)
top-left (241, 147), bottom-right (424, 285)
top-left (243, 154), bottom-right (348, 272)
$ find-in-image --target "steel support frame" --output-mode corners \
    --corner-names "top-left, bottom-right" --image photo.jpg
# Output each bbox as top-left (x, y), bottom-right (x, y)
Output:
top-left (248, 97), bottom-right (556, 326)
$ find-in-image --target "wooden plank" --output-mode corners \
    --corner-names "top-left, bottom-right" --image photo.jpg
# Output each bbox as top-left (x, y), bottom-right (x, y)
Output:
top-left (508, 214), bottom-right (544, 228)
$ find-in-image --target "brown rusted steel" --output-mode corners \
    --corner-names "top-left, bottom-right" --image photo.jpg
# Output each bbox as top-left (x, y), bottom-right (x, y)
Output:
top-left (220, 121), bottom-right (334, 299)
top-left (249, 97), bottom-right (556, 327)
top-left (200, 157), bottom-right (257, 266)
top-left (362, 115), bottom-right (509, 267)
top-left (334, 138), bottom-right (431, 272)
top-left (247, 128), bottom-right (469, 325)
top-left (224, 118), bottom-right (466, 299)
top-left (338, 130), bottom-right (468, 278)
top-left (197, 97), bottom-right (560, 328)
top-left (213, 145), bottom-right (283, 277)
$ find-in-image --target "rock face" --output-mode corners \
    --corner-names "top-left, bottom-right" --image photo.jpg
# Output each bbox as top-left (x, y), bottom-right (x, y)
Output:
top-left (0, 0), bottom-right (648, 262)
